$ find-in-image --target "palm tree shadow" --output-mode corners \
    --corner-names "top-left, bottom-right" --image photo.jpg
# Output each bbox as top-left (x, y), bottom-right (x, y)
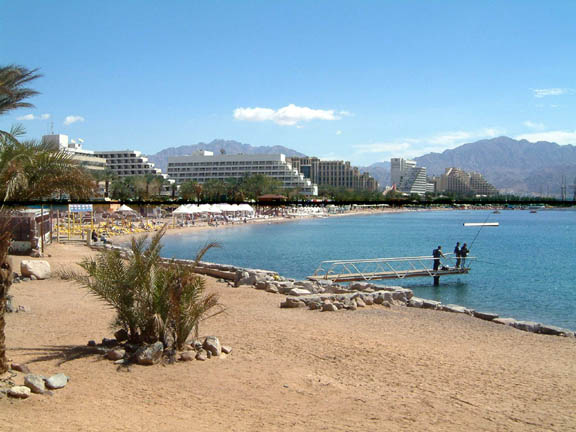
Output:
top-left (11, 345), bottom-right (107, 366)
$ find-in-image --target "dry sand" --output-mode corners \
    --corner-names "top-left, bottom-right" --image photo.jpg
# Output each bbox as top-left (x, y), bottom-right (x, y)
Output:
top-left (1, 242), bottom-right (575, 431)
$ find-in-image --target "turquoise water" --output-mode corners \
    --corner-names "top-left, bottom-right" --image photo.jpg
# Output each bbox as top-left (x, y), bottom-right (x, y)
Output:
top-left (159, 210), bottom-right (576, 329)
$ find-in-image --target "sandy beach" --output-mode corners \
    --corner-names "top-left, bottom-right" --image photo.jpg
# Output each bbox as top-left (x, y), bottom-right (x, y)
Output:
top-left (1, 242), bottom-right (575, 431)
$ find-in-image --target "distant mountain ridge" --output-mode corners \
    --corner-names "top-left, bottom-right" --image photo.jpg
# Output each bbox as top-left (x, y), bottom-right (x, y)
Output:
top-left (414, 136), bottom-right (576, 195)
top-left (147, 139), bottom-right (306, 172)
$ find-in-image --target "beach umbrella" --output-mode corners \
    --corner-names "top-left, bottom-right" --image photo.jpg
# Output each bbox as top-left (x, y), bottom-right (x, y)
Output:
top-left (172, 205), bottom-right (191, 215)
top-left (116, 204), bottom-right (136, 213)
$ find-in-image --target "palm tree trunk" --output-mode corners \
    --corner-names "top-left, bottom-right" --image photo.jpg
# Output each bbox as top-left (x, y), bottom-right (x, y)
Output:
top-left (0, 222), bottom-right (13, 374)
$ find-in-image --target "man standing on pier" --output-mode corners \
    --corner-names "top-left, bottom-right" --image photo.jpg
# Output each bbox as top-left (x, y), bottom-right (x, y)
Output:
top-left (432, 246), bottom-right (445, 271)
top-left (454, 242), bottom-right (461, 268)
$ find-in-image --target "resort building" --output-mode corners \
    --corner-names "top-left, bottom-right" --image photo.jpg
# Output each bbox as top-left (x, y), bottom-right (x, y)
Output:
top-left (434, 167), bottom-right (499, 197)
top-left (390, 157), bottom-right (428, 196)
top-left (93, 150), bottom-right (167, 179)
top-left (42, 134), bottom-right (107, 171)
top-left (288, 157), bottom-right (379, 191)
top-left (167, 151), bottom-right (318, 196)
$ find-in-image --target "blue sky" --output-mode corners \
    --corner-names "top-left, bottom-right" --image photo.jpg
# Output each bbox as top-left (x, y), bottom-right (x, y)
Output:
top-left (1, 0), bottom-right (575, 165)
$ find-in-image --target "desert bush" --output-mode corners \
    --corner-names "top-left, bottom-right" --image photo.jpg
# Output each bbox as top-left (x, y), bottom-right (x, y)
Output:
top-left (62, 227), bottom-right (223, 349)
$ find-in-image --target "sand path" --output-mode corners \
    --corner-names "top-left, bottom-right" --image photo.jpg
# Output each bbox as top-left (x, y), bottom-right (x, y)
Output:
top-left (1, 243), bottom-right (575, 431)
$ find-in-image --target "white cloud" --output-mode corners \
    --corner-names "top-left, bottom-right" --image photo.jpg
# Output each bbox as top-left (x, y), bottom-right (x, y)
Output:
top-left (516, 130), bottom-right (576, 145)
top-left (16, 113), bottom-right (51, 121)
top-left (523, 121), bottom-right (546, 130)
top-left (336, 130), bottom-right (342, 135)
top-left (64, 115), bottom-right (85, 126)
top-left (233, 104), bottom-right (348, 126)
top-left (532, 88), bottom-right (571, 98)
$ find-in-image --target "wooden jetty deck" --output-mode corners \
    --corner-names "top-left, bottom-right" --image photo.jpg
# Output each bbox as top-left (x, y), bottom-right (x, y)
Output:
top-left (308, 255), bottom-right (474, 284)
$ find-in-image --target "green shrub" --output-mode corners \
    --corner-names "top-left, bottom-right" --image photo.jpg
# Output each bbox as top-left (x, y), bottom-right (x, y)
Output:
top-left (62, 226), bottom-right (224, 349)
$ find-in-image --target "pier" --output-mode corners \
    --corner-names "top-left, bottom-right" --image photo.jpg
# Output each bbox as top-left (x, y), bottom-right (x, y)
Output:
top-left (308, 255), bottom-right (474, 285)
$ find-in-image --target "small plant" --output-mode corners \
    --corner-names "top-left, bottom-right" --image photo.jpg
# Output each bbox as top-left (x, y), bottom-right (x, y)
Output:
top-left (62, 226), bottom-right (224, 350)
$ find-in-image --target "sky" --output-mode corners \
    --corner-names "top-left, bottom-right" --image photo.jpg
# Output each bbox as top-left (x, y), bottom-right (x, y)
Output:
top-left (1, 0), bottom-right (575, 166)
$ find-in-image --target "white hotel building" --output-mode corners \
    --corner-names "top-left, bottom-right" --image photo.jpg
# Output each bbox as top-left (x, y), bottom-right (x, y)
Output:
top-left (167, 151), bottom-right (318, 196)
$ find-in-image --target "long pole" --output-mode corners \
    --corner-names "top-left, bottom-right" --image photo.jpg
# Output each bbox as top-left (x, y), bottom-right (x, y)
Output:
top-left (40, 204), bottom-right (44, 254)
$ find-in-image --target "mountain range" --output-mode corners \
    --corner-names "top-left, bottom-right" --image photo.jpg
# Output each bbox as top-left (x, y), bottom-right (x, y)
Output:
top-left (147, 137), bottom-right (576, 196)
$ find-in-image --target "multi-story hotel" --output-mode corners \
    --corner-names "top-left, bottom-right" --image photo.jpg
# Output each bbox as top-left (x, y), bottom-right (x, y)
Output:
top-left (167, 151), bottom-right (318, 196)
top-left (93, 150), bottom-right (167, 178)
top-left (288, 157), bottom-right (379, 191)
top-left (42, 134), bottom-right (107, 171)
top-left (434, 167), bottom-right (498, 196)
top-left (390, 157), bottom-right (429, 196)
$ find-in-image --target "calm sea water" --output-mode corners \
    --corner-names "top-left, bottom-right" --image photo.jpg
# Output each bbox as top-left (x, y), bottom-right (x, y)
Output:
top-left (159, 210), bottom-right (576, 329)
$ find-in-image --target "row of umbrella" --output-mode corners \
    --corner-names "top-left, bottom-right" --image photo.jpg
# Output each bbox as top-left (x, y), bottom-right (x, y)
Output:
top-left (172, 203), bottom-right (255, 215)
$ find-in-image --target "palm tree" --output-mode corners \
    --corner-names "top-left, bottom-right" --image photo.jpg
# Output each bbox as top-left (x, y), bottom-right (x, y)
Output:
top-left (0, 64), bottom-right (96, 373)
top-left (0, 65), bottom-right (41, 138)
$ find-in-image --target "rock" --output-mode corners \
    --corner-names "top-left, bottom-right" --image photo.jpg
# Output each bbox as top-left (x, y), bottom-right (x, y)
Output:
top-left (265, 285), bottom-right (279, 294)
top-left (136, 341), bottom-right (164, 365)
top-left (420, 299), bottom-right (441, 309)
top-left (493, 318), bottom-right (516, 326)
top-left (322, 303), bottom-right (338, 312)
top-left (11, 363), bottom-right (31, 374)
top-left (540, 324), bottom-right (570, 336)
top-left (195, 350), bottom-right (208, 361)
top-left (280, 298), bottom-right (306, 308)
top-left (203, 336), bottom-right (222, 357)
top-left (373, 294), bottom-right (384, 305)
top-left (114, 359), bottom-right (126, 365)
top-left (355, 297), bottom-right (366, 307)
top-left (221, 346), bottom-right (232, 354)
top-left (87, 340), bottom-right (97, 347)
top-left (114, 329), bottom-right (129, 342)
top-left (308, 302), bottom-right (320, 310)
top-left (255, 281), bottom-right (268, 290)
top-left (512, 321), bottom-right (541, 333)
top-left (442, 304), bottom-right (471, 314)
top-left (473, 311), bottom-right (499, 321)
top-left (364, 296), bottom-right (374, 306)
top-left (102, 337), bottom-right (118, 347)
top-left (287, 288), bottom-right (312, 297)
top-left (106, 349), bottom-right (126, 360)
top-left (45, 373), bottom-right (69, 389)
top-left (30, 275), bottom-right (38, 280)
top-left (20, 260), bottom-right (51, 280)
top-left (8, 386), bottom-right (31, 399)
top-left (179, 352), bottom-right (195, 362)
top-left (408, 297), bottom-right (425, 308)
top-left (24, 374), bottom-right (46, 394)
top-left (349, 300), bottom-right (358, 311)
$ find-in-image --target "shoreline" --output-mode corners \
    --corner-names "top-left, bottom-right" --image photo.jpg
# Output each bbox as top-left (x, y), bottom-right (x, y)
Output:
top-left (2, 241), bottom-right (576, 431)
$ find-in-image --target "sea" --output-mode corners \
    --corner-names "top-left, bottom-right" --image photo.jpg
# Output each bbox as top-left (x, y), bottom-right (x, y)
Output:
top-left (159, 209), bottom-right (576, 330)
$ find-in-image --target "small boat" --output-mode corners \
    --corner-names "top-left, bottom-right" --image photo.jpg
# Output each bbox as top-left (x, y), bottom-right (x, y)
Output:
top-left (463, 222), bottom-right (500, 227)
top-left (493, 210), bottom-right (501, 214)
top-left (530, 210), bottom-right (537, 214)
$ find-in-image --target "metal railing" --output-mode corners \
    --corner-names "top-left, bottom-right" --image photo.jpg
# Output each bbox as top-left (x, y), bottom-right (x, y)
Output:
top-left (309, 253), bottom-right (475, 282)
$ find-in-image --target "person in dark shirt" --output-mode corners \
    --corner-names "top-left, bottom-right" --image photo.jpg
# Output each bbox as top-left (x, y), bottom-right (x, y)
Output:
top-left (460, 243), bottom-right (469, 268)
top-left (454, 242), bottom-right (461, 268)
top-left (432, 246), bottom-right (445, 271)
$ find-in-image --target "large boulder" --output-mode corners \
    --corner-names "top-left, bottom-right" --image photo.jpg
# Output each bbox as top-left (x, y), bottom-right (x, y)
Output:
top-left (20, 260), bottom-right (51, 280)
top-left (280, 298), bottom-right (306, 308)
top-left (45, 373), bottom-right (69, 390)
top-left (512, 321), bottom-right (541, 333)
top-left (287, 288), bottom-right (311, 297)
top-left (24, 374), bottom-right (46, 394)
top-left (136, 342), bottom-right (164, 365)
top-left (203, 336), bottom-right (222, 357)
top-left (473, 311), bottom-right (499, 321)
top-left (8, 386), bottom-right (31, 399)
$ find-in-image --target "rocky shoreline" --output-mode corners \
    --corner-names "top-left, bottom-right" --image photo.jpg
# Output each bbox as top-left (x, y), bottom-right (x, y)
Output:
top-left (91, 243), bottom-right (575, 339)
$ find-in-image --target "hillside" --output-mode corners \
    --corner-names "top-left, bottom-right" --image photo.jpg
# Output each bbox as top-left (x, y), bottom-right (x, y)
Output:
top-left (147, 139), bottom-right (306, 172)
top-left (414, 136), bottom-right (576, 195)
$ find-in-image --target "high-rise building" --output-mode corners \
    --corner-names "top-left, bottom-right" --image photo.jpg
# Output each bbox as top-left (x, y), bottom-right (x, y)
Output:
top-left (93, 150), bottom-right (168, 179)
top-left (167, 151), bottom-right (318, 196)
top-left (390, 157), bottom-right (427, 196)
top-left (434, 168), bottom-right (498, 196)
top-left (288, 157), bottom-right (379, 191)
top-left (42, 134), bottom-right (107, 171)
